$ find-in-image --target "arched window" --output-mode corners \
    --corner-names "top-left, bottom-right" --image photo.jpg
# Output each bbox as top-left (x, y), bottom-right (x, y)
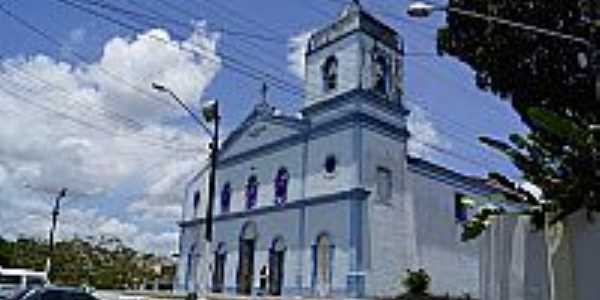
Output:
top-left (373, 53), bottom-right (389, 94)
top-left (246, 175), bottom-right (259, 210)
top-left (220, 182), bottom-right (231, 213)
top-left (322, 56), bottom-right (338, 92)
top-left (324, 154), bottom-right (337, 174)
top-left (274, 167), bottom-right (289, 205)
top-left (193, 190), bottom-right (201, 217)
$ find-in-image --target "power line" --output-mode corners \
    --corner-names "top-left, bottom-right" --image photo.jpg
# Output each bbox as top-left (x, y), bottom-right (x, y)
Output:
top-left (2, 0), bottom-right (520, 171)
top-left (52, 0), bottom-right (306, 98)
top-left (185, 0), bottom-right (289, 41)
top-left (85, 0), bottom-right (288, 77)
top-left (0, 3), bottom-right (182, 111)
top-left (0, 79), bottom-right (203, 153)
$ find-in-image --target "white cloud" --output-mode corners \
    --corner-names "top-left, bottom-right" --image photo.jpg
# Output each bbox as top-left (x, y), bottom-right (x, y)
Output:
top-left (287, 30), bottom-right (313, 80)
top-left (0, 25), bottom-right (220, 255)
top-left (406, 101), bottom-right (450, 158)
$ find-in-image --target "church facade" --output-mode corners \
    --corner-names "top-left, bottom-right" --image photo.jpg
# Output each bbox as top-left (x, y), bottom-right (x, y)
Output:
top-left (176, 3), bottom-right (499, 298)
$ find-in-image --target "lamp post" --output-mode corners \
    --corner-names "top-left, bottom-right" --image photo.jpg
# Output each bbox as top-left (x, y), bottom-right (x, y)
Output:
top-left (152, 83), bottom-right (220, 296)
top-left (406, 1), bottom-right (599, 101)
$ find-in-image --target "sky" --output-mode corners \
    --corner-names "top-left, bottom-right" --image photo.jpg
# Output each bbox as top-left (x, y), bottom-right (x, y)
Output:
top-left (0, 0), bottom-right (528, 256)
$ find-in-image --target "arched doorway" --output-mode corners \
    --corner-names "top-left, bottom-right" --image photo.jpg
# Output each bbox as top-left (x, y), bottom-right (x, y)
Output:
top-left (237, 222), bottom-right (257, 295)
top-left (313, 233), bottom-right (334, 297)
top-left (268, 237), bottom-right (286, 295)
top-left (212, 243), bottom-right (227, 293)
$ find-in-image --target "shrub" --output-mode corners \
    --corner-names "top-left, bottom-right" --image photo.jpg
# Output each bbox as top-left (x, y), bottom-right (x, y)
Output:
top-left (402, 269), bottom-right (431, 295)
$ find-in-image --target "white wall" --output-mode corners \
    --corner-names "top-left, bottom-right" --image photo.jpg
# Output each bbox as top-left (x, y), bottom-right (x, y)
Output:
top-left (408, 171), bottom-right (483, 298)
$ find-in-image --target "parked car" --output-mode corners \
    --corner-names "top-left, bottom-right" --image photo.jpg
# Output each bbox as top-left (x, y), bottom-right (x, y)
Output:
top-left (7, 287), bottom-right (99, 300)
top-left (0, 268), bottom-right (47, 300)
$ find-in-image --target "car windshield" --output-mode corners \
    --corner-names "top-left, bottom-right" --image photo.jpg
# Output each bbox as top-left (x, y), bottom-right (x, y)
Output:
top-left (0, 276), bottom-right (21, 285)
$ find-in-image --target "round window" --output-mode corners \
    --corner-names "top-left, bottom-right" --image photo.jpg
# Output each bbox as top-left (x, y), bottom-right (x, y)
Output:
top-left (324, 155), bottom-right (337, 174)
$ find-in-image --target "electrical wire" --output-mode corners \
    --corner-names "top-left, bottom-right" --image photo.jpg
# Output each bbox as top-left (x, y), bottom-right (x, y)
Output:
top-left (0, 78), bottom-right (203, 153)
top-left (52, 0), bottom-right (306, 98)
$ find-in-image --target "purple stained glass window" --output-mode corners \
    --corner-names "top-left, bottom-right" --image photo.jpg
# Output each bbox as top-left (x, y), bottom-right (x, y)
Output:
top-left (221, 182), bottom-right (231, 213)
top-left (246, 175), bottom-right (258, 210)
top-left (274, 167), bottom-right (289, 205)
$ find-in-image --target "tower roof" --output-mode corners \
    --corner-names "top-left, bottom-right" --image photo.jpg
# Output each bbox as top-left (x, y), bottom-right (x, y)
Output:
top-left (307, 1), bottom-right (399, 55)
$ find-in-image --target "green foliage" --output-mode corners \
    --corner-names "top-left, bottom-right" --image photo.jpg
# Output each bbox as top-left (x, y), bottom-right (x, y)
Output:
top-left (461, 207), bottom-right (505, 241)
top-left (437, 0), bottom-right (600, 233)
top-left (0, 235), bottom-right (170, 289)
top-left (402, 269), bottom-right (431, 295)
top-left (438, 0), bottom-right (597, 128)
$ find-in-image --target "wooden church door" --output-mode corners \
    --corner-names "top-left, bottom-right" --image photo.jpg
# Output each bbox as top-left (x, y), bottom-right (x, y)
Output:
top-left (212, 252), bottom-right (226, 293)
top-left (237, 239), bottom-right (255, 295)
top-left (268, 238), bottom-right (286, 296)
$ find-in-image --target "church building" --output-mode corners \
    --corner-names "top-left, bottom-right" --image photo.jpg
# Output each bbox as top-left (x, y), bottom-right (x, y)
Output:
top-left (176, 3), bottom-right (500, 298)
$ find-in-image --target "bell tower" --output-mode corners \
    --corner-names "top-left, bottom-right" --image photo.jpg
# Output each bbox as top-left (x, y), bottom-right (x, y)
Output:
top-left (304, 2), bottom-right (404, 107)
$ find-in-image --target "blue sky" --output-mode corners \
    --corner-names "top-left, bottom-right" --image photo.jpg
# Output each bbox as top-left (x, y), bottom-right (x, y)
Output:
top-left (0, 0), bottom-right (527, 254)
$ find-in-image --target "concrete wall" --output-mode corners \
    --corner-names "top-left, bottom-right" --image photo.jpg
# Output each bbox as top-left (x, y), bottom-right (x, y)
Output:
top-left (216, 143), bottom-right (306, 214)
top-left (305, 128), bottom-right (358, 199)
top-left (305, 34), bottom-right (362, 105)
top-left (479, 211), bottom-right (600, 300)
top-left (570, 211), bottom-right (600, 300)
top-left (407, 171), bottom-right (483, 298)
top-left (361, 127), bottom-right (410, 297)
top-left (479, 216), bottom-right (549, 300)
top-left (204, 198), bottom-right (354, 296)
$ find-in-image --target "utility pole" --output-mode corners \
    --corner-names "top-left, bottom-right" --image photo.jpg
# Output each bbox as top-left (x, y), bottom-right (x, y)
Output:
top-left (47, 187), bottom-right (67, 280)
top-left (590, 0), bottom-right (599, 102)
top-left (152, 83), bottom-right (220, 296)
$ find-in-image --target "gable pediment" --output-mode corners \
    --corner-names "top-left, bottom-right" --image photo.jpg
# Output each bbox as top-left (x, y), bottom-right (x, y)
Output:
top-left (219, 107), bottom-right (308, 161)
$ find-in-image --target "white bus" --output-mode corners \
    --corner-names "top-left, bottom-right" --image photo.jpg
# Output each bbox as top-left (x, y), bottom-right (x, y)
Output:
top-left (0, 267), bottom-right (47, 299)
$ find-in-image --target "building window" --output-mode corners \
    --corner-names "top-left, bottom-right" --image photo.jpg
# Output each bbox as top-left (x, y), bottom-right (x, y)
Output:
top-left (373, 52), bottom-right (389, 94)
top-left (324, 155), bottom-right (337, 174)
top-left (221, 182), bottom-right (231, 213)
top-left (322, 56), bottom-right (338, 92)
top-left (376, 167), bottom-right (392, 203)
top-left (274, 167), bottom-right (289, 205)
top-left (193, 190), bottom-right (200, 216)
top-left (246, 175), bottom-right (259, 210)
top-left (455, 193), bottom-right (468, 222)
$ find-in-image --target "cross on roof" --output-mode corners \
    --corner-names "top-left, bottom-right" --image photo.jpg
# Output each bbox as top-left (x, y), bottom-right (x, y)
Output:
top-left (261, 82), bottom-right (268, 104)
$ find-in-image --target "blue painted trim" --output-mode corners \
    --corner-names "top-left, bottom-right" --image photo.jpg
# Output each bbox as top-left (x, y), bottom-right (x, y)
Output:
top-left (407, 156), bottom-right (502, 195)
top-left (307, 9), bottom-right (399, 55)
top-left (297, 206), bottom-right (306, 291)
top-left (302, 89), bottom-right (408, 119)
top-left (179, 188), bottom-right (370, 227)
top-left (214, 287), bottom-right (349, 298)
top-left (346, 273), bottom-right (366, 298)
top-left (218, 111), bottom-right (408, 168)
top-left (218, 105), bottom-right (309, 160)
top-left (218, 130), bottom-right (306, 168)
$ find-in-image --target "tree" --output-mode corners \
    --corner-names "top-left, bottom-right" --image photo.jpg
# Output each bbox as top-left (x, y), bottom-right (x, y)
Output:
top-left (0, 235), bottom-right (168, 290)
top-left (437, 0), bottom-right (600, 230)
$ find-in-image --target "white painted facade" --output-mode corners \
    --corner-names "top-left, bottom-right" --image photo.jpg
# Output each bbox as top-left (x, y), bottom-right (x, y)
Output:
top-left (176, 3), bottom-right (502, 298)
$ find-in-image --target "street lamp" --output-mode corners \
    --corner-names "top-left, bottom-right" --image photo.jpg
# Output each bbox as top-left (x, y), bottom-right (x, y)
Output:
top-left (406, 1), bottom-right (440, 18)
top-left (152, 82), bottom-right (220, 295)
top-left (406, 1), bottom-right (599, 101)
